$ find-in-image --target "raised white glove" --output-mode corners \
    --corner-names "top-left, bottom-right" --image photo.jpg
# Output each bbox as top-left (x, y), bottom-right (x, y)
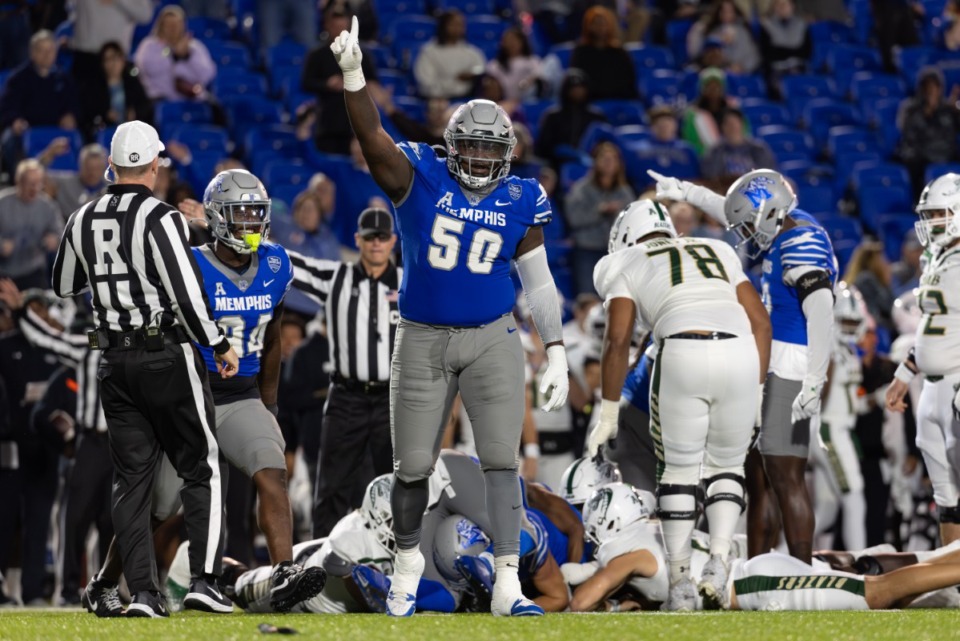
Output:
top-left (561, 561), bottom-right (600, 586)
top-left (586, 399), bottom-right (619, 457)
top-left (330, 16), bottom-right (365, 91)
top-left (791, 377), bottom-right (824, 424)
top-left (647, 169), bottom-right (692, 202)
top-left (539, 345), bottom-right (569, 411)
top-left (952, 384), bottom-right (960, 422)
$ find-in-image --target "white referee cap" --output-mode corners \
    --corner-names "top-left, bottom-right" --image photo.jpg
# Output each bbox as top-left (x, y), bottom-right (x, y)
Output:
top-left (110, 120), bottom-right (165, 167)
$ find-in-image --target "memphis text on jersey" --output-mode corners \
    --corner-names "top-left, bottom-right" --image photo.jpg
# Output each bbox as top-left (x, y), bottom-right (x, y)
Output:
top-left (212, 281), bottom-right (274, 312)
top-left (435, 192), bottom-right (508, 227)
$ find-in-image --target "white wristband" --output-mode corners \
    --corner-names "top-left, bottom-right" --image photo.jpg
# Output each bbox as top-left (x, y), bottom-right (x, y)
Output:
top-left (342, 68), bottom-right (366, 92)
top-left (600, 398), bottom-right (620, 424)
top-left (894, 362), bottom-right (917, 384)
top-left (524, 443), bottom-right (541, 459)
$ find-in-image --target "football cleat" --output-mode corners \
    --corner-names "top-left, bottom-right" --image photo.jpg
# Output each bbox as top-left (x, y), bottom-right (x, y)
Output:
top-left (125, 591), bottom-right (169, 618)
top-left (663, 577), bottom-right (698, 612)
top-left (183, 577), bottom-right (233, 614)
top-left (491, 593), bottom-right (544, 617)
top-left (82, 577), bottom-right (123, 618)
top-left (385, 550), bottom-right (424, 617)
top-left (351, 565), bottom-right (391, 613)
top-left (270, 561), bottom-right (327, 613)
top-left (698, 555), bottom-right (729, 610)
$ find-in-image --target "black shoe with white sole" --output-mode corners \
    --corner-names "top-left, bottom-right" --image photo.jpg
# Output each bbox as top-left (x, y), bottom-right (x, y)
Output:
top-left (270, 561), bottom-right (327, 613)
top-left (82, 577), bottom-right (124, 618)
top-left (125, 591), bottom-right (169, 618)
top-left (183, 577), bottom-right (234, 614)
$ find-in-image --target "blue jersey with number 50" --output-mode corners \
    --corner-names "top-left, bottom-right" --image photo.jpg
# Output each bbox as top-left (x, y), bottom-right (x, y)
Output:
top-left (192, 242), bottom-right (293, 377)
top-left (395, 142), bottom-right (551, 326)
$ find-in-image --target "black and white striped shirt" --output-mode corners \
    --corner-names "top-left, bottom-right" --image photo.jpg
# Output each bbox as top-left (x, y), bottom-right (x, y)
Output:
top-left (289, 251), bottom-right (400, 383)
top-left (51, 184), bottom-right (225, 349)
top-left (18, 309), bottom-right (107, 432)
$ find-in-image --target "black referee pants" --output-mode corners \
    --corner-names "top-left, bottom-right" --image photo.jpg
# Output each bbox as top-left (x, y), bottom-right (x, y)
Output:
top-left (98, 341), bottom-right (225, 594)
top-left (60, 431), bottom-right (113, 601)
top-left (312, 384), bottom-right (391, 538)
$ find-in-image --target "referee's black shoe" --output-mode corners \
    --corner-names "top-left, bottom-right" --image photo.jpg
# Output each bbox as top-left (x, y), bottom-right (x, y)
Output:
top-left (270, 561), bottom-right (328, 612)
top-left (82, 576), bottom-right (124, 617)
top-left (183, 576), bottom-right (234, 613)
top-left (126, 591), bottom-right (169, 618)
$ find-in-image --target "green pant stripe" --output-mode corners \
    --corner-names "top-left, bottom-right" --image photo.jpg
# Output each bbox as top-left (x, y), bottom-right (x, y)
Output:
top-left (733, 574), bottom-right (865, 597)
top-left (651, 350), bottom-right (664, 483)
top-left (820, 422), bottom-right (850, 494)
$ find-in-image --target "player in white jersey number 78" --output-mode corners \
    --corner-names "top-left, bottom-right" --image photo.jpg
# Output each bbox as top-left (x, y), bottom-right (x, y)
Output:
top-left (588, 199), bottom-right (771, 611)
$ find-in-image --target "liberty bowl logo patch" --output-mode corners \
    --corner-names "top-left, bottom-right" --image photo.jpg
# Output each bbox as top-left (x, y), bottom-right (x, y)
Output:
top-left (268, 256), bottom-right (281, 273)
top-left (740, 176), bottom-right (774, 208)
top-left (509, 183), bottom-right (522, 200)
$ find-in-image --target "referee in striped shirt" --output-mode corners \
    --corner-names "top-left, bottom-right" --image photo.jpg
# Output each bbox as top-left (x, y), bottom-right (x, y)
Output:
top-left (50, 121), bottom-right (240, 617)
top-left (290, 207), bottom-right (400, 537)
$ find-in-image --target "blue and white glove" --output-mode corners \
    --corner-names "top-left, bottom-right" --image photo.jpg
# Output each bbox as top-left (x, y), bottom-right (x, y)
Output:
top-left (539, 345), bottom-right (569, 411)
top-left (330, 16), bottom-right (366, 91)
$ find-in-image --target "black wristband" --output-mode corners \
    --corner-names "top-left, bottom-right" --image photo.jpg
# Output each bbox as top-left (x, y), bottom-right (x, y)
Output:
top-left (794, 269), bottom-right (833, 304)
top-left (213, 336), bottom-right (230, 355)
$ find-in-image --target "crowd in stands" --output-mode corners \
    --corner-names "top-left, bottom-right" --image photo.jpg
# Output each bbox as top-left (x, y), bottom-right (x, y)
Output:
top-left (1, 0), bottom-right (959, 605)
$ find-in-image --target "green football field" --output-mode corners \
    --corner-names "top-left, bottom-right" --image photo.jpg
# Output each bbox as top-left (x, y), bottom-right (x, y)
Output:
top-left (0, 609), bottom-right (955, 641)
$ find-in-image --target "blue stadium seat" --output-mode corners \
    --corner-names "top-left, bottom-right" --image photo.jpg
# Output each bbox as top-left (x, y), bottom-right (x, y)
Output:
top-left (849, 0), bottom-right (874, 44)
top-left (809, 21), bottom-right (856, 47)
top-left (466, 15), bottom-right (507, 51)
top-left (615, 125), bottom-right (650, 145)
top-left (548, 42), bottom-right (575, 69)
top-left (168, 124), bottom-right (230, 154)
top-left (245, 125), bottom-right (301, 156)
top-left (205, 40), bottom-right (252, 69)
top-left (388, 16), bottom-right (436, 68)
top-left (780, 75), bottom-right (838, 123)
top-left (895, 45), bottom-right (935, 83)
top-left (578, 122), bottom-right (617, 154)
top-left (858, 185), bottom-right (913, 230)
top-left (270, 183), bottom-right (304, 210)
top-left (270, 64), bottom-right (301, 97)
top-left (827, 126), bottom-right (880, 158)
top-left (727, 74), bottom-right (767, 100)
top-left (924, 162), bottom-right (960, 183)
top-left (623, 144), bottom-right (699, 187)
top-left (639, 69), bottom-right (682, 105)
top-left (851, 163), bottom-right (910, 192)
top-left (625, 44), bottom-right (674, 74)
top-left (802, 100), bottom-right (860, 147)
top-left (741, 98), bottom-right (791, 128)
top-left (796, 184), bottom-right (837, 215)
top-left (96, 126), bottom-right (118, 150)
top-left (826, 44), bottom-right (883, 94)
top-left (878, 213), bottom-right (919, 262)
top-left (188, 17), bottom-right (233, 41)
top-left (249, 149), bottom-right (284, 178)
top-left (223, 96), bottom-right (284, 137)
top-left (378, 69), bottom-right (413, 98)
top-left (436, 0), bottom-right (495, 15)
top-left (393, 96), bottom-right (426, 123)
top-left (850, 72), bottom-right (906, 104)
top-left (834, 151), bottom-right (881, 194)
top-left (285, 90), bottom-right (313, 114)
top-left (778, 159), bottom-right (813, 184)
top-left (825, 215), bottom-right (864, 246)
top-left (23, 127), bottom-right (83, 171)
top-left (593, 100), bottom-right (645, 127)
top-left (305, 151), bottom-right (353, 180)
top-left (265, 40), bottom-right (307, 69)
top-left (756, 125), bottom-right (815, 162)
top-left (521, 99), bottom-right (556, 133)
top-left (211, 68), bottom-right (268, 98)
top-left (560, 161), bottom-right (590, 191)
top-left (154, 101), bottom-right (213, 138)
top-left (366, 44), bottom-right (394, 70)
top-left (665, 19), bottom-right (694, 67)
top-left (262, 160), bottom-right (313, 190)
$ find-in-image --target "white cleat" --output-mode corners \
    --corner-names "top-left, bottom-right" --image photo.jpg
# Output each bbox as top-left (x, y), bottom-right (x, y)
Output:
top-left (663, 577), bottom-right (698, 612)
top-left (698, 555), bottom-right (729, 610)
top-left (385, 550), bottom-right (424, 617)
top-left (491, 590), bottom-right (544, 617)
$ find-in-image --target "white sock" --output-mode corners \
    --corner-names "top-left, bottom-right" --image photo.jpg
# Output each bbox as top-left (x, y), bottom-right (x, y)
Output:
top-left (841, 491), bottom-right (867, 552)
top-left (395, 546), bottom-right (421, 573)
top-left (659, 492), bottom-right (696, 584)
top-left (493, 554), bottom-right (521, 595)
top-left (705, 477), bottom-right (745, 559)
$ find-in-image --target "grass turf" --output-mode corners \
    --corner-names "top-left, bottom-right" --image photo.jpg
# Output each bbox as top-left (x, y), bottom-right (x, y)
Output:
top-left (0, 609), bottom-right (955, 641)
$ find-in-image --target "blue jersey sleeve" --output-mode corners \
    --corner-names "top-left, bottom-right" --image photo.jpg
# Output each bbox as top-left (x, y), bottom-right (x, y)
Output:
top-left (778, 225), bottom-right (835, 275)
top-left (397, 141), bottom-right (442, 190)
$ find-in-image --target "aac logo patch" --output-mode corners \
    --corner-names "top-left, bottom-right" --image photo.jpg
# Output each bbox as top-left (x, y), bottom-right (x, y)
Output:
top-left (268, 256), bottom-right (281, 273)
top-left (508, 183), bottom-right (522, 200)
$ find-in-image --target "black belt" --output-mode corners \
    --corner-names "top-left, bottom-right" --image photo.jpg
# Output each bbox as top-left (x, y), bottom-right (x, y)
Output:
top-left (928, 375), bottom-right (944, 382)
top-left (332, 373), bottom-right (389, 395)
top-left (667, 331), bottom-right (737, 341)
top-left (88, 325), bottom-right (191, 351)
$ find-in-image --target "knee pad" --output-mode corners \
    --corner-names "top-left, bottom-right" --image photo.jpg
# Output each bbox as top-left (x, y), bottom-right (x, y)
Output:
top-left (656, 484), bottom-right (700, 520)
top-left (395, 450), bottom-right (435, 483)
top-left (939, 503), bottom-right (960, 524)
top-left (476, 442), bottom-right (519, 472)
top-left (703, 472), bottom-right (746, 513)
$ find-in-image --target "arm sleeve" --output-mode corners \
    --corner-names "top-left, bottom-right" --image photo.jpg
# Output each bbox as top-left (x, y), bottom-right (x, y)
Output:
top-left (147, 212), bottom-right (226, 349)
top-left (17, 308), bottom-right (86, 367)
top-left (684, 182), bottom-right (727, 226)
top-left (516, 245), bottom-right (563, 345)
top-left (51, 211), bottom-right (89, 297)
top-left (288, 250), bottom-right (342, 304)
top-left (784, 264), bottom-right (834, 385)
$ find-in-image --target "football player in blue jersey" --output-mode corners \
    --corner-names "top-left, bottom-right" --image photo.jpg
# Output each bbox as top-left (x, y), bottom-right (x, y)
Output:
top-left (331, 17), bottom-right (570, 617)
top-left (648, 168), bottom-right (837, 564)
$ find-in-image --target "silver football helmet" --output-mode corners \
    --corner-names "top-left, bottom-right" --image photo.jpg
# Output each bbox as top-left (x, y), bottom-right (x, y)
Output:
top-left (559, 456), bottom-right (622, 509)
top-left (608, 199), bottom-right (677, 253)
top-left (444, 99), bottom-right (517, 191)
top-left (361, 474), bottom-right (396, 554)
top-left (431, 514), bottom-right (491, 586)
top-left (203, 169), bottom-right (271, 255)
top-left (724, 169), bottom-right (797, 258)
top-left (834, 281), bottom-right (867, 342)
top-left (915, 173), bottom-right (960, 250)
top-left (582, 482), bottom-right (651, 545)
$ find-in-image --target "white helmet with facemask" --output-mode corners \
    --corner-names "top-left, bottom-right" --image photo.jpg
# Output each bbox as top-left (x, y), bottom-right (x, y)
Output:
top-left (582, 482), bottom-right (651, 545)
top-left (915, 173), bottom-right (960, 250)
top-left (834, 281), bottom-right (868, 342)
top-left (444, 99), bottom-right (517, 191)
top-left (361, 474), bottom-right (396, 554)
top-left (724, 169), bottom-right (797, 258)
top-left (203, 169), bottom-right (271, 255)
top-left (607, 199), bottom-right (677, 254)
